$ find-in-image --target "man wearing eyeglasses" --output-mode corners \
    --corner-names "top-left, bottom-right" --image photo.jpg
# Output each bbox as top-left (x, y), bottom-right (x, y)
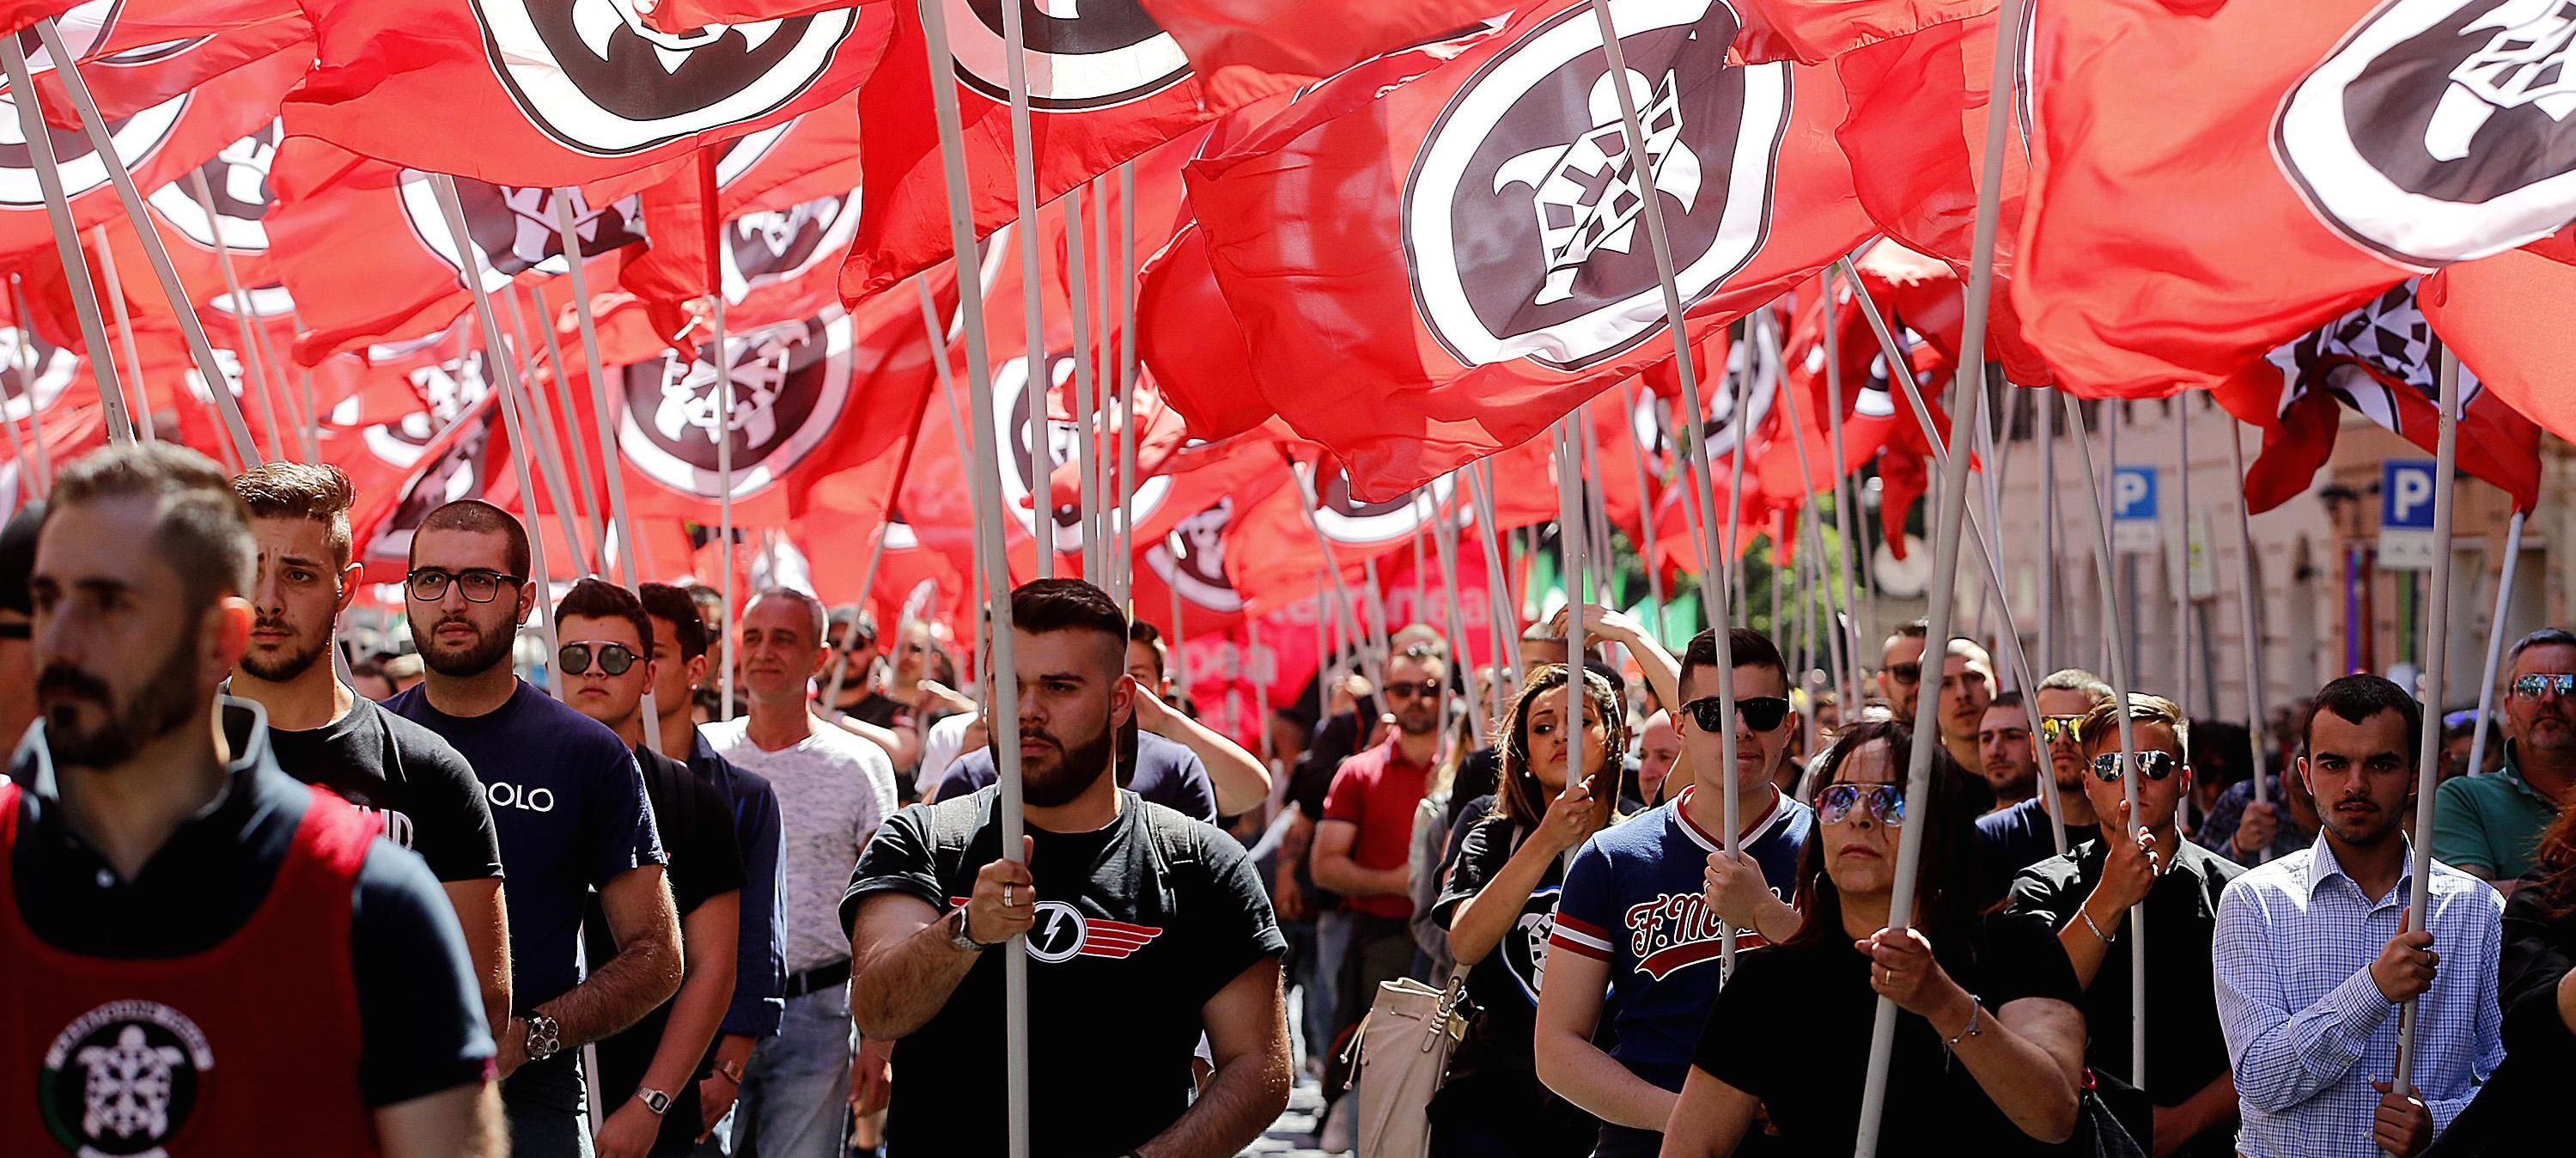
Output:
top-left (2007, 693), bottom-right (2244, 1157)
top-left (557, 579), bottom-right (746, 1158)
top-left (225, 466), bottom-right (509, 1038)
top-left (2433, 628), bottom-right (2576, 897)
top-left (387, 500), bottom-right (683, 1158)
top-left (1538, 628), bottom-right (1812, 1158)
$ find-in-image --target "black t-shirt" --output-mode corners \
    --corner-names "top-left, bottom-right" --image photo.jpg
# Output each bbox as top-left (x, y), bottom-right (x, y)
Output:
top-left (840, 788), bottom-right (1287, 1157)
top-left (266, 695), bottom-right (506, 884)
top-left (1694, 912), bottom-right (2081, 1158)
top-left (8, 705), bottom-right (492, 1106)
top-left (838, 691), bottom-right (905, 729)
top-left (1974, 797), bottom-right (2097, 907)
top-left (588, 747), bottom-right (745, 1147)
top-left (1428, 798), bottom-right (1602, 1149)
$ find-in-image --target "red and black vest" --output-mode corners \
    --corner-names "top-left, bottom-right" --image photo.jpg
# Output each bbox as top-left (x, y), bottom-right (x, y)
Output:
top-left (0, 782), bottom-right (381, 1157)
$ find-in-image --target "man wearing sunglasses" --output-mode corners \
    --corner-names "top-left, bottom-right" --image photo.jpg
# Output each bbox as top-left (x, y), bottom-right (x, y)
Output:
top-left (2433, 628), bottom-right (2576, 896)
top-left (1538, 628), bottom-right (1812, 1158)
top-left (1877, 619), bottom-right (1929, 719)
top-left (387, 501), bottom-right (683, 1158)
top-left (225, 466), bottom-right (509, 1039)
top-left (1976, 669), bottom-right (2114, 900)
top-left (2007, 693), bottom-right (2244, 1157)
top-left (0, 501), bottom-right (42, 753)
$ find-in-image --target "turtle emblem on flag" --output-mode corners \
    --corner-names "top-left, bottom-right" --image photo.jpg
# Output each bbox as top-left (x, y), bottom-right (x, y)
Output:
top-left (469, 1), bottom-right (858, 155)
top-left (945, 0), bottom-right (1191, 111)
top-left (397, 174), bottom-right (648, 287)
top-left (2276, 0), bottom-right (2576, 267)
top-left (362, 349), bottom-right (496, 469)
top-left (722, 192), bottom-right (862, 299)
top-left (150, 121), bottom-right (279, 255)
top-left (2263, 279), bottom-right (2486, 432)
top-left (1405, 0), bottom-right (1785, 370)
top-left (40, 1001), bottom-right (215, 1158)
top-left (1148, 499), bottom-right (1241, 613)
top-left (618, 310), bottom-right (855, 499)
top-left (992, 351), bottom-right (1173, 553)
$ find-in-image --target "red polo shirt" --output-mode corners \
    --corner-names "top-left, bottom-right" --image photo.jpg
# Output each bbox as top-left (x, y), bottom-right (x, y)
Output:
top-left (1320, 735), bottom-right (1434, 920)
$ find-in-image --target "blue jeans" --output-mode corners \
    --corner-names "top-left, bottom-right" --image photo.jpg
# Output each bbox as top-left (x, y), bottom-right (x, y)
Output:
top-left (729, 985), bottom-right (852, 1158)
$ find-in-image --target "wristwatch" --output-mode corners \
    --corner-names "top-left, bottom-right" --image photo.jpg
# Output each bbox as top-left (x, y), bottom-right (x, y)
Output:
top-left (521, 1014), bottom-right (563, 1064)
top-left (636, 1088), bottom-right (673, 1116)
top-left (947, 905), bottom-right (992, 953)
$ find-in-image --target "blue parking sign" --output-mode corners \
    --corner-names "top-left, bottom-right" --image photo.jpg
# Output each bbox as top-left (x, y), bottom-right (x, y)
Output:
top-left (2383, 460), bottom-right (2438, 531)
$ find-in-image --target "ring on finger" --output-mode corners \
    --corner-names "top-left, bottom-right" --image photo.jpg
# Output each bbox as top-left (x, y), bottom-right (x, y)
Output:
top-left (1003, 885), bottom-right (1015, 907)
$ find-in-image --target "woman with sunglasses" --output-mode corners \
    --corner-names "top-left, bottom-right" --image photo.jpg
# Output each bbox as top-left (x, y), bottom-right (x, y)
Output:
top-left (1659, 721), bottom-right (2086, 1157)
top-left (1428, 664), bottom-right (1627, 1158)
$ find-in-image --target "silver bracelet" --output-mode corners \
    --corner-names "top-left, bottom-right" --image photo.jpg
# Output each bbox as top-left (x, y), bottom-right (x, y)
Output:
top-left (1947, 996), bottom-right (1984, 1048)
top-left (2078, 908), bottom-right (2112, 944)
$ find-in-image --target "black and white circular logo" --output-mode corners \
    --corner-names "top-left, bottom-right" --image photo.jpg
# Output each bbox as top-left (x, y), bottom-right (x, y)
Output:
top-left (368, 405), bottom-right (497, 570)
top-left (0, 85), bottom-right (186, 209)
top-left (1698, 329), bottom-right (1777, 458)
top-left (1311, 468), bottom-right (1452, 548)
top-left (1024, 900), bottom-right (1088, 963)
top-left (1506, 885), bottom-right (1562, 1004)
top-left (992, 350), bottom-right (1172, 552)
top-left (398, 173), bottom-right (648, 288)
top-left (1146, 498), bottom-right (1240, 613)
top-left (0, 323), bottom-right (76, 424)
top-left (360, 349), bottom-right (496, 469)
top-left (149, 120), bottom-right (277, 254)
top-left (617, 309), bottom-right (854, 500)
top-left (722, 191), bottom-right (861, 300)
top-left (467, 0), bottom-right (859, 156)
top-left (2276, 0), bottom-right (2576, 267)
top-left (40, 1001), bottom-right (215, 1157)
top-left (1403, 0), bottom-right (1786, 370)
top-left (947, 0), bottom-right (1190, 111)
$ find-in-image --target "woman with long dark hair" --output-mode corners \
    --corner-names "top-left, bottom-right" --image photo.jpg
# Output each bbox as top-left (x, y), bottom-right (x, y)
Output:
top-left (2422, 802), bottom-right (2576, 1156)
top-left (1658, 721), bottom-right (2086, 1157)
top-left (1426, 664), bottom-right (1629, 1157)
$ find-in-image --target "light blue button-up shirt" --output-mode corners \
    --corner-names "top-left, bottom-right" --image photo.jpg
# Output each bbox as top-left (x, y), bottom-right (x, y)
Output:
top-left (2214, 834), bottom-right (2504, 1158)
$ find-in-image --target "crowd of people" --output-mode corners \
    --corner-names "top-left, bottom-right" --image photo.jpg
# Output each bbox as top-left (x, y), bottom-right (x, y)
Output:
top-left (0, 442), bottom-right (2569, 1158)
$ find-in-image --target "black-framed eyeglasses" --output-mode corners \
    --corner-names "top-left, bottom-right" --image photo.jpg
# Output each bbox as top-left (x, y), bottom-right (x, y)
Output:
top-left (2039, 715), bottom-right (2087, 745)
top-left (1885, 661), bottom-right (1921, 685)
top-left (1818, 783), bottom-right (1905, 827)
top-left (2510, 673), bottom-right (2576, 700)
top-left (559, 641), bottom-right (638, 677)
top-left (1680, 695), bottom-right (1792, 734)
top-left (1381, 680), bottom-right (1443, 701)
top-left (2091, 750), bottom-right (2180, 783)
top-left (405, 568), bottom-right (524, 604)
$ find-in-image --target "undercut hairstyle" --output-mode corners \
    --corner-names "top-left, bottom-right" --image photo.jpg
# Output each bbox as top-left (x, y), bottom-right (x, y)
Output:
top-left (1783, 720), bottom-right (1991, 948)
top-left (2507, 627), bottom-right (2576, 665)
top-left (412, 499), bottom-right (530, 578)
top-left (2302, 674), bottom-right (2423, 764)
top-left (639, 582), bottom-right (711, 661)
top-left (48, 443), bottom-right (253, 616)
top-left (556, 578), bottom-right (655, 656)
top-left (2078, 692), bottom-right (2189, 758)
top-left (747, 586), bottom-right (828, 647)
top-left (2038, 667), bottom-right (2116, 704)
top-left (1678, 626), bottom-right (1788, 698)
top-left (231, 462), bottom-right (356, 568)
top-left (1013, 578), bottom-right (1129, 669)
top-left (1988, 690), bottom-right (2026, 715)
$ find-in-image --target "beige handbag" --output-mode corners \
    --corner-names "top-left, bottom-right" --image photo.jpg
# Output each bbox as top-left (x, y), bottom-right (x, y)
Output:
top-left (1340, 972), bottom-right (1469, 1158)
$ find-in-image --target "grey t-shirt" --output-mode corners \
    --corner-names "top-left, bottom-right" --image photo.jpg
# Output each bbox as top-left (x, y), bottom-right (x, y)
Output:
top-left (703, 717), bottom-right (898, 972)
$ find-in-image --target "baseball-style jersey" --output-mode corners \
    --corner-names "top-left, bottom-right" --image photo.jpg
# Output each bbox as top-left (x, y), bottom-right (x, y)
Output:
top-left (1547, 784), bottom-right (1812, 1094)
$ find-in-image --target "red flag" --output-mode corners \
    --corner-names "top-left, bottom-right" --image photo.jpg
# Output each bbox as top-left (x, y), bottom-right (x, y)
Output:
top-left (2423, 247), bottom-right (2576, 452)
top-left (0, 2), bottom-right (74, 35)
top-left (285, 0), bottom-right (896, 186)
top-left (1134, 0), bottom-right (1499, 108)
top-left (644, 0), bottom-right (883, 36)
top-left (1733, 0), bottom-right (1994, 64)
top-left (2013, 0), bottom-right (2576, 397)
top-left (1132, 222), bottom-right (1276, 442)
top-left (1184, 0), bottom-right (1875, 500)
top-left (31, 3), bottom-right (312, 125)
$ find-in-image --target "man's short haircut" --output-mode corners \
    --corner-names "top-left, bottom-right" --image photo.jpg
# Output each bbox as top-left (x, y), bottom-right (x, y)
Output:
top-left (1679, 627), bottom-right (1789, 697)
top-left (1391, 624), bottom-right (1445, 655)
top-left (746, 586), bottom-right (827, 645)
top-left (1945, 637), bottom-right (1994, 672)
top-left (231, 462), bottom-right (356, 568)
top-left (2037, 667), bottom-right (2116, 704)
top-left (638, 582), bottom-right (710, 661)
top-left (1885, 618), bottom-right (1930, 654)
top-left (2507, 627), bottom-right (2576, 666)
top-left (1011, 579), bottom-right (1127, 662)
top-left (685, 584), bottom-right (723, 617)
top-left (2301, 674), bottom-right (2422, 762)
top-left (47, 444), bottom-right (254, 615)
top-left (411, 499), bottom-right (530, 578)
top-left (1988, 690), bottom-right (2026, 715)
top-left (556, 578), bottom-right (655, 655)
top-left (1128, 619), bottom-right (1168, 674)
top-left (2079, 692), bottom-right (2189, 756)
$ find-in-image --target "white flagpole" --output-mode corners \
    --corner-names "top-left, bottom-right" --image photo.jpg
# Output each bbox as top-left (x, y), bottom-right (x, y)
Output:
top-left (1089, 174), bottom-right (1116, 588)
top-left (2391, 346), bottom-right (2463, 1124)
top-left (1467, 460), bottom-right (1520, 687)
top-left (996, 0), bottom-right (1050, 583)
top-left (1115, 162), bottom-right (1140, 608)
top-left (2041, 374), bottom-right (2059, 672)
top-left (918, 1), bottom-right (1032, 1149)
top-left (0, 38), bottom-right (130, 444)
top-left (709, 292), bottom-right (740, 723)
top-left (2463, 510), bottom-right (2524, 786)
top-left (515, 283), bottom-right (606, 570)
top-left (1620, 384), bottom-right (1669, 643)
top-left (1063, 187), bottom-right (1101, 582)
top-left (7, 280), bottom-right (49, 482)
top-left (1818, 267), bottom-right (1872, 680)
top-left (174, 172), bottom-right (298, 463)
top-left (2176, 401), bottom-right (2195, 717)
top-left (2223, 417), bottom-right (2268, 812)
top-left (1431, 499), bottom-right (1485, 747)
top-left (90, 226), bottom-right (152, 442)
top-left (495, 283), bottom-right (597, 571)
top-left (1555, 415), bottom-right (1597, 857)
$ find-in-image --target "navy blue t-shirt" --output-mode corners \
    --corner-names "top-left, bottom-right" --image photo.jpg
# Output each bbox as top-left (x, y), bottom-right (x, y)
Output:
top-left (934, 729), bottom-right (1220, 823)
top-left (387, 680), bottom-right (665, 1011)
top-left (1549, 785), bottom-right (1812, 1096)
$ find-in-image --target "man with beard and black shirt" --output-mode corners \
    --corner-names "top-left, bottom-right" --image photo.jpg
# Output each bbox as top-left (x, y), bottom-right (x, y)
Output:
top-left (558, 580), bottom-right (743, 1158)
top-left (3, 445), bottom-right (499, 1156)
top-left (388, 500), bottom-right (682, 1158)
top-left (845, 579), bottom-right (1291, 1157)
top-left (227, 464), bottom-right (510, 1036)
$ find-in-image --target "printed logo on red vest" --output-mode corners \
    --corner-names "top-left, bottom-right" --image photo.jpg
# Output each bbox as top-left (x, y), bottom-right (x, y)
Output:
top-left (40, 1000), bottom-right (216, 1157)
top-left (949, 897), bottom-right (1166, 963)
top-left (1624, 890), bottom-right (1769, 981)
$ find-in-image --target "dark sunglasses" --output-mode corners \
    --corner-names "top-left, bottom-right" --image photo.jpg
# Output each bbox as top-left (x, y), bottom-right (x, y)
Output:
top-left (2039, 715), bottom-right (2087, 745)
top-left (1680, 695), bottom-right (1793, 734)
top-left (2091, 750), bottom-right (2180, 783)
top-left (1381, 680), bottom-right (1443, 701)
top-left (1885, 661), bottom-right (1921, 685)
top-left (2510, 673), bottom-right (2576, 699)
top-left (558, 641), bottom-right (639, 677)
top-left (405, 567), bottom-right (524, 604)
top-left (1818, 783), bottom-right (1906, 826)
